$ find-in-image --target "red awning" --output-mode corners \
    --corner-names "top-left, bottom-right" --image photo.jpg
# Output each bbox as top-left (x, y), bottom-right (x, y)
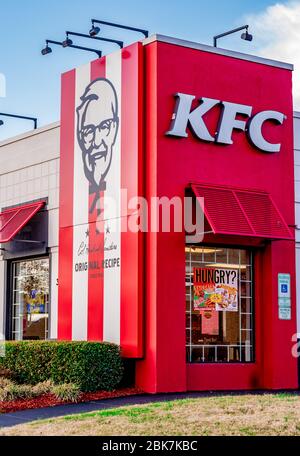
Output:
top-left (0, 201), bottom-right (45, 243)
top-left (191, 183), bottom-right (293, 240)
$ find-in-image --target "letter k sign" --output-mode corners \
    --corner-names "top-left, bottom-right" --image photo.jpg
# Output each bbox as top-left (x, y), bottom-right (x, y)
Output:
top-left (166, 93), bottom-right (219, 141)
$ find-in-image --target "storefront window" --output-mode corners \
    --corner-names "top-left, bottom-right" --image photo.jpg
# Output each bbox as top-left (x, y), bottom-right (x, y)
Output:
top-left (186, 247), bottom-right (254, 363)
top-left (11, 258), bottom-right (49, 340)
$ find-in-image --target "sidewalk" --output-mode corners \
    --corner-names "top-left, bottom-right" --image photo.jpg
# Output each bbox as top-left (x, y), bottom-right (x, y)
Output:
top-left (1, 390), bottom-right (299, 428)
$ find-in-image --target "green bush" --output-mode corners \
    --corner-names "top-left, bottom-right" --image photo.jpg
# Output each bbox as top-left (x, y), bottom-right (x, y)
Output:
top-left (52, 383), bottom-right (80, 402)
top-left (0, 341), bottom-right (123, 392)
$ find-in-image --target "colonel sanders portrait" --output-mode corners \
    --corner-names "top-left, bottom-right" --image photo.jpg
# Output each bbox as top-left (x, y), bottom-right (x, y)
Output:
top-left (77, 78), bottom-right (119, 210)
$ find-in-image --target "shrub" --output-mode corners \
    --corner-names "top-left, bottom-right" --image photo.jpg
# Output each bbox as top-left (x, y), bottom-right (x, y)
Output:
top-left (0, 379), bottom-right (80, 403)
top-left (12, 384), bottom-right (34, 400)
top-left (0, 386), bottom-right (12, 402)
top-left (0, 379), bottom-right (15, 401)
top-left (32, 380), bottom-right (54, 396)
top-left (52, 383), bottom-right (80, 403)
top-left (0, 382), bottom-right (33, 402)
top-left (0, 368), bottom-right (13, 379)
top-left (0, 377), bottom-right (13, 388)
top-left (0, 341), bottom-right (123, 392)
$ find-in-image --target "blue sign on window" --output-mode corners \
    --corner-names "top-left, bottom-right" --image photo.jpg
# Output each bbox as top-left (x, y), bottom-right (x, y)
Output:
top-left (281, 284), bottom-right (288, 294)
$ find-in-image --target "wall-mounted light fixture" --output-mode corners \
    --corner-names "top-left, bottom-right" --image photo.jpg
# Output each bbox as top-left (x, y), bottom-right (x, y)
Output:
top-left (89, 19), bottom-right (149, 38)
top-left (213, 25), bottom-right (253, 48)
top-left (65, 30), bottom-right (123, 49)
top-left (0, 113), bottom-right (38, 129)
top-left (41, 39), bottom-right (102, 58)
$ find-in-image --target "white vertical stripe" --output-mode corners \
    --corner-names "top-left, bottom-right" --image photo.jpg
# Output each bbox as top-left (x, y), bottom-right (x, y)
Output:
top-left (72, 64), bottom-right (91, 340)
top-left (103, 51), bottom-right (122, 344)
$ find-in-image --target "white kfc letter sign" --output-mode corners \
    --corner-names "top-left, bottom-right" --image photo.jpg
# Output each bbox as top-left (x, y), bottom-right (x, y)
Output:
top-left (166, 93), bottom-right (286, 153)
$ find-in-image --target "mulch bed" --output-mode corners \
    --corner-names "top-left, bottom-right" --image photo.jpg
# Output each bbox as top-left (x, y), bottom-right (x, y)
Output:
top-left (0, 387), bottom-right (144, 414)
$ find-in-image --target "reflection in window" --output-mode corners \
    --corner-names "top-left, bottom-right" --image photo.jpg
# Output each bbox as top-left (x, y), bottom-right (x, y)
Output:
top-left (186, 247), bottom-right (254, 363)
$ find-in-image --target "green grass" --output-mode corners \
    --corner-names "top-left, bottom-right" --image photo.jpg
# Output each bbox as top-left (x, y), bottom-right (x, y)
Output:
top-left (59, 400), bottom-right (183, 423)
top-left (2, 393), bottom-right (300, 436)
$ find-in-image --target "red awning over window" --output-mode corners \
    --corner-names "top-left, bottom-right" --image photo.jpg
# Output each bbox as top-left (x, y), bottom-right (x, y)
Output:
top-left (191, 183), bottom-right (293, 240)
top-left (0, 201), bottom-right (45, 243)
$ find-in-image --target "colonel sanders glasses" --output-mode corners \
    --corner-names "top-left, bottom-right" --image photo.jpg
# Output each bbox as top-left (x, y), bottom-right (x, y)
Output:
top-left (81, 117), bottom-right (117, 151)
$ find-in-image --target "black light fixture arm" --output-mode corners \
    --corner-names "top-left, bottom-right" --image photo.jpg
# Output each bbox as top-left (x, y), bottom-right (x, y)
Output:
top-left (91, 19), bottom-right (149, 38)
top-left (46, 39), bottom-right (102, 57)
top-left (66, 31), bottom-right (123, 48)
top-left (213, 25), bottom-right (249, 47)
top-left (0, 112), bottom-right (37, 129)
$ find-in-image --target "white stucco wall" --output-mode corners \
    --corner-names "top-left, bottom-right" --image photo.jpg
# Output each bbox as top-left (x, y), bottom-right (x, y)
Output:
top-left (0, 122), bottom-right (60, 338)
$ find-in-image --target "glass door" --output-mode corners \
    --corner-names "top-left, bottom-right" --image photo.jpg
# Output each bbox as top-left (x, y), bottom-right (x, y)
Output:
top-left (11, 258), bottom-right (49, 340)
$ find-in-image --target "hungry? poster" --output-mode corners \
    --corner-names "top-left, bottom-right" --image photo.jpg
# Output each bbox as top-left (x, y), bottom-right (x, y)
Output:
top-left (193, 267), bottom-right (238, 312)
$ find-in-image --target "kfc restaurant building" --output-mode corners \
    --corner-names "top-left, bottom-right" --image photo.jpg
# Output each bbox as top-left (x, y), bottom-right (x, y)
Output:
top-left (0, 34), bottom-right (299, 393)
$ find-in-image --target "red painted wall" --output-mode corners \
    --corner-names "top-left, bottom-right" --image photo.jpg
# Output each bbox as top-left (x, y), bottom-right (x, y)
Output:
top-left (136, 40), bottom-right (297, 392)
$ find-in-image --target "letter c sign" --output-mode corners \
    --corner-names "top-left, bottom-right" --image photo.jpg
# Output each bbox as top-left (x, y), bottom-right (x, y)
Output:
top-left (247, 110), bottom-right (285, 152)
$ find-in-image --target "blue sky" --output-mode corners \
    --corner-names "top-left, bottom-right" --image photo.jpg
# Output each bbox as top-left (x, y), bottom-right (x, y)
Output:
top-left (0, 0), bottom-right (295, 140)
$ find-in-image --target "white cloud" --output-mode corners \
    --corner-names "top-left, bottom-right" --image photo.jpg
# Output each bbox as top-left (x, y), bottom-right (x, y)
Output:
top-left (246, 1), bottom-right (300, 110)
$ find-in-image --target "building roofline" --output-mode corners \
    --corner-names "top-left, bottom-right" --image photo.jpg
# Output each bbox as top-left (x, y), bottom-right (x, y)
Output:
top-left (0, 121), bottom-right (60, 148)
top-left (143, 34), bottom-right (294, 71)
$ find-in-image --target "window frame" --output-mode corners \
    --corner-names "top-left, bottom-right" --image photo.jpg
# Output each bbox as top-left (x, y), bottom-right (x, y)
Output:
top-left (185, 244), bottom-right (255, 364)
top-left (6, 254), bottom-right (50, 341)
